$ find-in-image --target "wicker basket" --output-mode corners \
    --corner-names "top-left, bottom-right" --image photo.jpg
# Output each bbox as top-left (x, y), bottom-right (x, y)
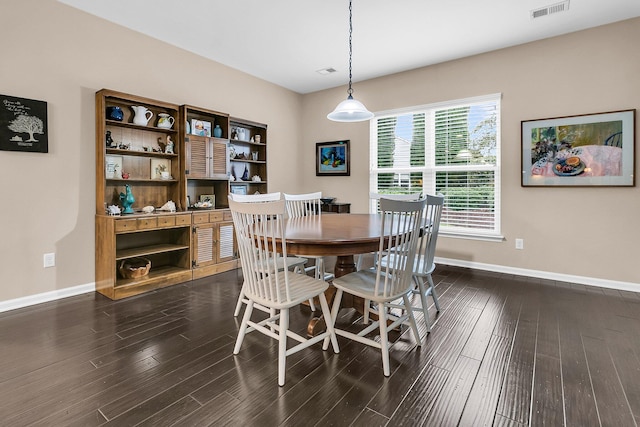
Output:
top-left (119, 257), bottom-right (151, 279)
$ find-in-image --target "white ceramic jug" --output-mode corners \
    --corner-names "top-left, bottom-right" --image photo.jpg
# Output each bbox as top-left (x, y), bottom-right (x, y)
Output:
top-left (131, 106), bottom-right (153, 126)
top-left (157, 113), bottom-right (175, 129)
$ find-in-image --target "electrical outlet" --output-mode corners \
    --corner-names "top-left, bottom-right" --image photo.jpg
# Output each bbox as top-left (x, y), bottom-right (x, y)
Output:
top-left (515, 239), bottom-right (524, 250)
top-left (43, 252), bottom-right (55, 268)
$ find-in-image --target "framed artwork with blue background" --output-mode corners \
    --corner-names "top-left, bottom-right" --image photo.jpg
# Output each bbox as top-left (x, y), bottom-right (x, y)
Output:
top-left (316, 140), bottom-right (350, 176)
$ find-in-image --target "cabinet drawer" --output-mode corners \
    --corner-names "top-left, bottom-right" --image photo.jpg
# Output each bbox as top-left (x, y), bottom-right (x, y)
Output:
top-left (157, 216), bottom-right (176, 227)
top-left (193, 212), bottom-right (210, 224)
top-left (115, 219), bottom-right (137, 233)
top-left (137, 217), bottom-right (157, 230)
top-left (223, 211), bottom-right (232, 221)
top-left (209, 211), bottom-right (224, 222)
top-left (175, 215), bottom-right (190, 226)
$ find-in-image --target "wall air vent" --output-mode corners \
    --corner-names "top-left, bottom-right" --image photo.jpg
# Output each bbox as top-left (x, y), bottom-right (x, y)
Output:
top-left (531, 0), bottom-right (570, 19)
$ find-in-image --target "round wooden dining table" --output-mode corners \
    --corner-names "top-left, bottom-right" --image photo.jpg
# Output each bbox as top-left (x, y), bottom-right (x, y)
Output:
top-left (282, 214), bottom-right (386, 335)
top-left (284, 213), bottom-right (384, 277)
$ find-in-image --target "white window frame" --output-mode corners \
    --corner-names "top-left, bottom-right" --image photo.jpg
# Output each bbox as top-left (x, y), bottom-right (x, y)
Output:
top-left (370, 93), bottom-right (503, 241)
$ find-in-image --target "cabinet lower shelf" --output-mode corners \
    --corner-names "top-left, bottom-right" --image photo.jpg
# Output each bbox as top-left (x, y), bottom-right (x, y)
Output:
top-left (116, 243), bottom-right (190, 260)
top-left (112, 265), bottom-right (193, 299)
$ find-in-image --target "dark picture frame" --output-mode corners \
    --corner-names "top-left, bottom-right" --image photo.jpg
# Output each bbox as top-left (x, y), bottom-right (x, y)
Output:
top-left (0, 94), bottom-right (48, 153)
top-left (521, 109), bottom-right (635, 187)
top-left (316, 140), bottom-right (350, 176)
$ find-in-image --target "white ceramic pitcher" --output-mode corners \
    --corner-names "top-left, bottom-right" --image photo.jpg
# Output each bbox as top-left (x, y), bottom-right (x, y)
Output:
top-left (131, 106), bottom-right (153, 126)
top-left (157, 113), bottom-right (175, 129)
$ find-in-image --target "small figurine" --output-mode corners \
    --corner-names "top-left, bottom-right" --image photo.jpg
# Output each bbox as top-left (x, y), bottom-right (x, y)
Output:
top-left (106, 130), bottom-right (115, 148)
top-left (165, 135), bottom-right (174, 154)
top-left (119, 184), bottom-right (135, 214)
top-left (121, 171), bottom-right (130, 179)
top-left (157, 137), bottom-right (166, 153)
top-left (118, 142), bottom-right (130, 150)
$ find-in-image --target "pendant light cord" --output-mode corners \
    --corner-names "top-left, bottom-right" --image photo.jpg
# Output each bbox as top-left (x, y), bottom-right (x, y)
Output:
top-left (347, 0), bottom-right (353, 99)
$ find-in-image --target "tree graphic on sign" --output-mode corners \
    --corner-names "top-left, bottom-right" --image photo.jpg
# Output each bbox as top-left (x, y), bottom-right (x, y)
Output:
top-left (8, 114), bottom-right (44, 142)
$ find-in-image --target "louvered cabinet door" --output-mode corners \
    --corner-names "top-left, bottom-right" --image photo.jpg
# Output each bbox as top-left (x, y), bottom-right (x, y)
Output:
top-left (193, 224), bottom-right (217, 268)
top-left (216, 221), bottom-right (236, 263)
top-left (209, 139), bottom-right (230, 180)
top-left (185, 135), bottom-right (209, 178)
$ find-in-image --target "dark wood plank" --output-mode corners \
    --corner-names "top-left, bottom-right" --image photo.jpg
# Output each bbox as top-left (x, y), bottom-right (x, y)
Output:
top-left (458, 334), bottom-right (511, 426)
top-left (582, 334), bottom-right (636, 426)
top-left (415, 356), bottom-right (481, 425)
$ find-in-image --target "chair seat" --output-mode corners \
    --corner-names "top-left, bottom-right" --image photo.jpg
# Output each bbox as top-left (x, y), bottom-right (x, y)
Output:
top-left (245, 271), bottom-right (330, 310)
top-left (332, 267), bottom-right (410, 303)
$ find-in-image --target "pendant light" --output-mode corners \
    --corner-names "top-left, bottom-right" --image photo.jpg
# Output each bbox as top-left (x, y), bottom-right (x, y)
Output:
top-left (327, 0), bottom-right (374, 122)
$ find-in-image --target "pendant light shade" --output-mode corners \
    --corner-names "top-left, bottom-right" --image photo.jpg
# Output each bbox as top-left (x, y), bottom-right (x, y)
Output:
top-left (327, 0), bottom-right (373, 123)
top-left (327, 95), bottom-right (374, 122)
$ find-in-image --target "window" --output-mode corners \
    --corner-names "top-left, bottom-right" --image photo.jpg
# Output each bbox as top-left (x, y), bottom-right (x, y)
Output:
top-left (370, 94), bottom-right (501, 239)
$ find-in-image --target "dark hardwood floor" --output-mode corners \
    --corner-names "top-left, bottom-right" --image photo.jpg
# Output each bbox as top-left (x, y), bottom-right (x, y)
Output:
top-left (1, 265), bottom-right (639, 426)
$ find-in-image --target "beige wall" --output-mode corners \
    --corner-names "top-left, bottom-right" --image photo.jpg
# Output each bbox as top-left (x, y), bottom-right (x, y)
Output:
top-left (0, 0), bottom-right (303, 302)
top-left (302, 18), bottom-right (640, 285)
top-left (0, 1), bottom-right (638, 305)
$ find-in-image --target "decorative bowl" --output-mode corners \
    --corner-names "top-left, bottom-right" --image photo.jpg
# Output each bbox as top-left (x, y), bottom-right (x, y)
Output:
top-left (119, 257), bottom-right (151, 279)
top-left (320, 197), bottom-right (335, 205)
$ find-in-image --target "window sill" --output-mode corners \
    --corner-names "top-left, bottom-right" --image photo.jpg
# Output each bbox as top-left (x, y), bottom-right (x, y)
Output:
top-left (440, 231), bottom-right (505, 243)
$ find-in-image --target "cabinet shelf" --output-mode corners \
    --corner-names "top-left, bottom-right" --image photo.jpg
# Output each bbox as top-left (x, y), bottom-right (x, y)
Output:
top-left (107, 178), bottom-right (179, 183)
top-left (115, 265), bottom-right (192, 289)
top-left (106, 148), bottom-right (178, 159)
top-left (106, 119), bottom-right (178, 133)
top-left (230, 140), bottom-right (266, 147)
top-left (116, 243), bottom-right (190, 260)
top-left (230, 159), bottom-right (266, 164)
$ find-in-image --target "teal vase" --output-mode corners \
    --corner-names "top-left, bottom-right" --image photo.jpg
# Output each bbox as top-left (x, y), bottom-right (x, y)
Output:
top-left (213, 124), bottom-right (222, 138)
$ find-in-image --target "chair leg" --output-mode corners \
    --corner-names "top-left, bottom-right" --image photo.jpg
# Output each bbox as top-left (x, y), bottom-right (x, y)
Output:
top-left (278, 308), bottom-right (289, 387)
top-left (234, 300), bottom-right (253, 354)
top-left (318, 292), bottom-right (339, 353)
top-left (378, 302), bottom-right (391, 377)
top-left (323, 288), bottom-right (344, 350)
top-left (233, 285), bottom-right (246, 317)
top-left (403, 293), bottom-right (422, 346)
top-left (414, 276), bottom-right (431, 333)
top-left (428, 274), bottom-right (441, 312)
top-left (363, 299), bottom-right (371, 324)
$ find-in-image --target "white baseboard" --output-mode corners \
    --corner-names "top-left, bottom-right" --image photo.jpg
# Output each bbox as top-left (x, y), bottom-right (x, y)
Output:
top-left (0, 282), bottom-right (95, 314)
top-left (2, 259), bottom-right (638, 314)
top-left (435, 257), bottom-right (640, 293)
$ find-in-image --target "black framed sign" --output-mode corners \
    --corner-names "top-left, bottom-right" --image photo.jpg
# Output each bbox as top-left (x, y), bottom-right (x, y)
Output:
top-left (0, 94), bottom-right (48, 153)
top-left (316, 140), bottom-right (350, 176)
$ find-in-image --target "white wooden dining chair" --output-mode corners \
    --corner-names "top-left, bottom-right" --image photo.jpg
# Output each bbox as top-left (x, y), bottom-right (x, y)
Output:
top-left (373, 194), bottom-right (444, 339)
top-left (283, 192), bottom-right (334, 284)
top-left (229, 198), bottom-right (339, 386)
top-left (322, 197), bottom-right (426, 377)
top-left (356, 191), bottom-right (422, 270)
top-left (229, 192), bottom-right (311, 316)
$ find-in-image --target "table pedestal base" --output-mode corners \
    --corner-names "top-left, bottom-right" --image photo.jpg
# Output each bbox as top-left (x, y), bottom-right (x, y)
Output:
top-left (307, 254), bottom-right (367, 336)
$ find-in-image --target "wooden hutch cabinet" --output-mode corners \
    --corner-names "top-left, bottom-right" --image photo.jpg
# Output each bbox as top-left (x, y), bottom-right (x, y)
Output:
top-left (96, 91), bottom-right (268, 299)
top-left (95, 89), bottom-right (192, 299)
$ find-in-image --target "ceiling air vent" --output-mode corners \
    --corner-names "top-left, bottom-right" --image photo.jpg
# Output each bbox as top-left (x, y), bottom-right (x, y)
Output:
top-left (531, 0), bottom-right (570, 19)
top-left (316, 67), bottom-right (337, 75)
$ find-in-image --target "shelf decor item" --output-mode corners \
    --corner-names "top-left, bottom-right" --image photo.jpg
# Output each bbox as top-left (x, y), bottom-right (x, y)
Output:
top-left (131, 106), bottom-right (153, 126)
top-left (118, 257), bottom-right (151, 279)
top-left (157, 113), bottom-right (175, 129)
top-left (191, 119), bottom-right (211, 136)
top-left (151, 158), bottom-right (171, 180)
top-left (106, 106), bottom-right (123, 121)
top-left (213, 124), bottom-right (222, 138)
top-left (119, 184), bottom-right (135, 214)
top-left (521, 109), bottom-right (635, 187)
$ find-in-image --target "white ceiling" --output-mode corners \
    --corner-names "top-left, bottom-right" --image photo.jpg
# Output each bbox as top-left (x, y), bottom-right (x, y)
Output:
top-left (58, 0), bottom-right (640, 94)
